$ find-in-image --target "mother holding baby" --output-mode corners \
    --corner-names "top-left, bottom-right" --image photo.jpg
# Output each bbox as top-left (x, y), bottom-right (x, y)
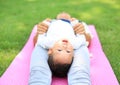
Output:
top-left (29, 12), bottom-right (92, 85)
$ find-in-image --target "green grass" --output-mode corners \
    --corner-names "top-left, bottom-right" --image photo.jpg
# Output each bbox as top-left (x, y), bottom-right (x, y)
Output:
top-left (0, 0), bottom-right (120, 83)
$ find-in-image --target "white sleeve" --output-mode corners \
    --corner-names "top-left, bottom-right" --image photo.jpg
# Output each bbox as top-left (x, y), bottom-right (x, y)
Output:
top-left (71, 34), bottom-right (86, 49)
top-left (36, 33), bottom-right (51, 49)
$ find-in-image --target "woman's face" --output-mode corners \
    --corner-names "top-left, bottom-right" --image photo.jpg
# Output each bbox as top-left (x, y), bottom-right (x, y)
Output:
top-left (56, 12), bottom-right (71, 21)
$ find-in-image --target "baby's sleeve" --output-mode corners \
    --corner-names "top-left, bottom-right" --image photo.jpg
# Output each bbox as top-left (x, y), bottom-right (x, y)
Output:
top-left (36, 33), bottom-right (50, 49)
top-left (72, 34), bottom-right (86, 49)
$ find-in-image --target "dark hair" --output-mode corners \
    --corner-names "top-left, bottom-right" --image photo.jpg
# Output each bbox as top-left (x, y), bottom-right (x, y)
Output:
top-left (48, 55), bottom-right (73, 77)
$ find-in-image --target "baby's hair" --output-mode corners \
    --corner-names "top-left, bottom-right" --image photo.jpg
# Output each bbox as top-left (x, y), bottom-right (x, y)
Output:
top-left (48, 55), bottom-right (73, 77)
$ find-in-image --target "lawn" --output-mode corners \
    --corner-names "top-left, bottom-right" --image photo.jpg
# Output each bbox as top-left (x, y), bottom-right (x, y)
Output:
top-left (0, 0), bottom-right (120, 83)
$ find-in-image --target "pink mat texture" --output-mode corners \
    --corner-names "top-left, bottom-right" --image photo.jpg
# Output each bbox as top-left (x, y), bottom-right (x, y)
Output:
top-left (0, 25), bottom-right (119, 85)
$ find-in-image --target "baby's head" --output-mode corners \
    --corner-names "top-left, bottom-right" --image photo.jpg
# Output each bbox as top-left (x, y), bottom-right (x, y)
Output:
top-left (48, 39), bottom-right (74, 77)
top-left (56, 12), bottom-right (71, 21)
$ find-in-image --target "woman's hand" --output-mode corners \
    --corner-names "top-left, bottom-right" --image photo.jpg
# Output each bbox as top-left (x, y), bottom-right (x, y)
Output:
top-left (73, 22), bottom-right (92, 46)
top-left (73, 23), bottom-right (85, 35)
top-left (33, 18), bottom-right (51, 46)
top-left (37, 18), bottom-right (51, 34)
top-left (37, 22), bottom-right (48, 34)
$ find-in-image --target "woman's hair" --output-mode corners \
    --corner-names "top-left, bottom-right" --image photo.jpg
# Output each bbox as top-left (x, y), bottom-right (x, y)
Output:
top-left (48, 55), bottom-right (73, 77)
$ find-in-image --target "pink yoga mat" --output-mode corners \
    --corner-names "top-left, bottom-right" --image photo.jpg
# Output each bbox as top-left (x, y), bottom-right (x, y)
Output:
top-left (0, 25), bottom-right (119, 85)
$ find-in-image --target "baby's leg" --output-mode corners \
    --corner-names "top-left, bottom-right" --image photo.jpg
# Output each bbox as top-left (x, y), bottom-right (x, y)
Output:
top-left (68, 45), bottom-right (91, 85)
top-left (29, 46), bottom-right (52, 85)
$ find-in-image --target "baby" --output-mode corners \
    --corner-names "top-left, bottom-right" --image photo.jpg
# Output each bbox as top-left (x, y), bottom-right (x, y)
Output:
top-left (36, 12), bottom-right (91, 77)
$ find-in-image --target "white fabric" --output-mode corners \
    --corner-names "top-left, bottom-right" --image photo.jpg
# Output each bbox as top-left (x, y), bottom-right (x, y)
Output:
top-left (36, 20), bottom-right (86, 49)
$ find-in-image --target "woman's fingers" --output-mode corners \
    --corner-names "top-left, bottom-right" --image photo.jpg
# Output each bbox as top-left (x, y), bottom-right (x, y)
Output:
top-left (74, 23), bottom-right (85, 34)
top-left (37, 22), bottom-right (48, 34)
